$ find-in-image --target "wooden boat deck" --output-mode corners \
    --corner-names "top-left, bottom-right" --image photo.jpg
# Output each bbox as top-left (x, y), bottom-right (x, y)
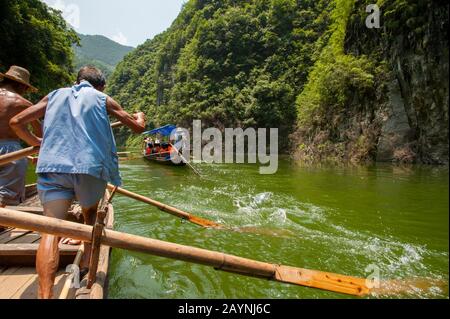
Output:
top-left (0, 185), bottom-right (114, 299)
top-left (0, 227), bottom-right (76, 299)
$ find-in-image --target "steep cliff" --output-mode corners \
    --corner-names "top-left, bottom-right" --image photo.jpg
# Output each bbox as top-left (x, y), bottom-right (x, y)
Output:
top-left (294, 0), bottom-right (449, 164)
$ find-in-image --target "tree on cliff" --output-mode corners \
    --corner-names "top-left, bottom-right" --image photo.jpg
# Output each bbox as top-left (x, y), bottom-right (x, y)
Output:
top-left (0, 0), bottom-right (79, 98)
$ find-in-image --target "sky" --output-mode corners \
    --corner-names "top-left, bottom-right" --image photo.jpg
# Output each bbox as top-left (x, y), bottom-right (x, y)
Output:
top-left (41, 0), bottom-right (186, 47)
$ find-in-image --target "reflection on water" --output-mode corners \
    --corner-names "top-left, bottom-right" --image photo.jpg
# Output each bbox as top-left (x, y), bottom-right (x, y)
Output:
top-left (102, 158), bottom-right (449, 299)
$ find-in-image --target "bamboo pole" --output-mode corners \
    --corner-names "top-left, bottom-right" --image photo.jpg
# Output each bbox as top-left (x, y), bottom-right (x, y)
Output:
top-left (0, 146), bottom-right (39, 166)
top-left (108, 185), bottom-right (221, 228)
top-left (0, 207), bottom-right (371, 296)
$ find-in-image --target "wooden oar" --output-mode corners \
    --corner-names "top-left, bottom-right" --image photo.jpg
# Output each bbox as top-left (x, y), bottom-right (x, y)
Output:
top-left (0, 146), bottom-right (40, 166)
top-left (0, 207), bottom-right (371, 296)
top-left (171, 144), bottom-right (202, 177)
top-left (110, 121), bottom-right (123, 129)
top-left (108, 185), bottom-right (221, 228)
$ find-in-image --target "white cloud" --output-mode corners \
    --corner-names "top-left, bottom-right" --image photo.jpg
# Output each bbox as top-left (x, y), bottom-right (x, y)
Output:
top-left (46, 0), bottom-right (80, 29)
top-left (111, 32), bottom-right (128, 46)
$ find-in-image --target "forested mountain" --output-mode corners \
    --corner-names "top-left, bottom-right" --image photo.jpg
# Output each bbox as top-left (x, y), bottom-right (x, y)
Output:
top-left (109, 0), bottom-right (333, 148)
top-left (0, 0), bottom-right (78, 98)
top-left (107, 0), bottom-right (448, 164)
top-left (74, 34), bottom-right (134, 79)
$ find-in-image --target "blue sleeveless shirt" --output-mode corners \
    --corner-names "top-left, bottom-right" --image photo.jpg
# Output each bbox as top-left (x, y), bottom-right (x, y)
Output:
top-left (36, 81), bottom-right (122, 186)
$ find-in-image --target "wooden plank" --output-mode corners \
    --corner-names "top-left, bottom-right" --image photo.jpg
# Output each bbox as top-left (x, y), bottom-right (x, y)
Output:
top-left (0, 229), bottom-right (32, 244)
top-left (0, 227), bottom-right (12, 236)
top-left (0, 267), bottom-right (38, 299)
top-left (6, 269), bottom-right (69, 299)
top-left (0, 267), bottom-right (25, 286)
top-left (0, 244), bottom-right (79, 256)
top-left (0, 244), bottom-right (79, 267)
top-left (8, 232), bottom-right (41, 244)
top-left (9, 272), bottom-right (38, 299)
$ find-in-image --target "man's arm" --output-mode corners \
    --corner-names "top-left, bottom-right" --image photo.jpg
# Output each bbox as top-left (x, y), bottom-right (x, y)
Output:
top-left (12, 96), bottom-right (43, 139)
top-left (106, 97), bottom-right (146, 134)
top-left (30, 120), bottom-right (43, 138)
top-left (9, 96), bottom-right (48, 147)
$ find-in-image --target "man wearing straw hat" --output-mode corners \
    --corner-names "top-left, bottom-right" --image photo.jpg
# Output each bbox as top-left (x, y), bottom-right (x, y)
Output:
top-left (0, 66), bottom-right (41, 231)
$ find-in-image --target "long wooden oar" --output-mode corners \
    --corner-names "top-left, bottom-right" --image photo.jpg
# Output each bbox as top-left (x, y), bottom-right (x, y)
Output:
top-left (108, 185), bottom-right (221, 228)
top-left (171, 144), bottom-right (202, 177)
top-left (0, 207), bottom-right (371, 296)
top-left (0, 146), bottom-right (40, 166)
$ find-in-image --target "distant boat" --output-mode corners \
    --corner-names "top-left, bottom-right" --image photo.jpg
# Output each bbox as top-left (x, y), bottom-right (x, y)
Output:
top-left (142, 125), bottom-right (187, 166)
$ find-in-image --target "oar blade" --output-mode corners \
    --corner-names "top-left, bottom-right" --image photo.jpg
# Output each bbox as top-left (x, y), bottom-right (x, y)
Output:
top-left (274, 266), bottom-right (371, 297)
top-left (188, 215), bottom-right (222, 228)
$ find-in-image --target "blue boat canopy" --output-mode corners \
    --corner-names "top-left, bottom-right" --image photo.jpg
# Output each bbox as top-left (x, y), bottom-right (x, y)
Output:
top-left (142, 125), bottom-right (177, 137)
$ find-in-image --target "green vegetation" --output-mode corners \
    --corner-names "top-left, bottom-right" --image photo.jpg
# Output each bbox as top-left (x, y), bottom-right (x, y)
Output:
top-left (297, 0), bottom-right (375, 126)
top-left (74, 34), bottom-right (134, 79)
top-left (108, 0), bottom-right (334, 148)
top-left (109, 0), bottom-right (448, 164)
top-left (0, 0), bottom-right (78, 98)
top-left (294, 0), bottom-right (379, 163)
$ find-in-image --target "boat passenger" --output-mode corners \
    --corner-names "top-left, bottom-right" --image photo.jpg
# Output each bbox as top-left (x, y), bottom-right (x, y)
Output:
top-left (0, 66), bottom-right (41, 231)
top-left (148, 138), bottom-right (154, 149)
top-left (10, 66), bottom-right (146, 299)
top-left (154, 139), bottom-right (161, 153)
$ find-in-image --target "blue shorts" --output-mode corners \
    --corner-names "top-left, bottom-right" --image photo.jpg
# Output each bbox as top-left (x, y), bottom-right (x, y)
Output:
top-left (37, 173), bottom-right (107, 208)
top-left (0, 140), bottom-right (28, 206)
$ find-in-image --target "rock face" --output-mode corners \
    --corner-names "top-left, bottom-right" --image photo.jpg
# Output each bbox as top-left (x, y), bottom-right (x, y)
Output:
top-left (347, 1), bottom-right (449, 164)
top-left (377, 79), bottom-right (416, 163)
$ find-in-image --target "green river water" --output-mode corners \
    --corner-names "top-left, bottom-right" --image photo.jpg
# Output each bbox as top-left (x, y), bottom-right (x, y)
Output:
top-left (27, 157), bottom-right (449, 299)
top-left (105, 157), bottom-right (449, 299)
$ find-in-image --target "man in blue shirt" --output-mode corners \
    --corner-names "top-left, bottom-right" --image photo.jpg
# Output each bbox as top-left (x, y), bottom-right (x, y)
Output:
top-left (11, 66), bottom-right (146, 299)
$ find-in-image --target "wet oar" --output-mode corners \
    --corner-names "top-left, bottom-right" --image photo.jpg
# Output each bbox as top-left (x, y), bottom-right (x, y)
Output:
top-left (0, 207), bottom-right (371, 296)
top-left (108, 185), bottom-right (221, 228)
top-left (0, 146), bottom-right (40, 166)
top-left (171, 144), bottom-right (202, 177)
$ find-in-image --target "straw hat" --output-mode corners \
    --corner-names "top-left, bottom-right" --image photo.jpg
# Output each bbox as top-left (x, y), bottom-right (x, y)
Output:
top-left (0, 66), bottom-right (38, 92)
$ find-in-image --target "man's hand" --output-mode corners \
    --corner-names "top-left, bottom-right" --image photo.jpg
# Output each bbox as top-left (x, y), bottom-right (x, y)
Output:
top-left (133, 112), bottom-right (146, 127)
top-left (133, 112), bottom-right (146, 120)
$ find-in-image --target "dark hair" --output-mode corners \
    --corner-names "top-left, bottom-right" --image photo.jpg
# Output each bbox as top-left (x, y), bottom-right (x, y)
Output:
top-left (77, 66), bottom-right (106, 88)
